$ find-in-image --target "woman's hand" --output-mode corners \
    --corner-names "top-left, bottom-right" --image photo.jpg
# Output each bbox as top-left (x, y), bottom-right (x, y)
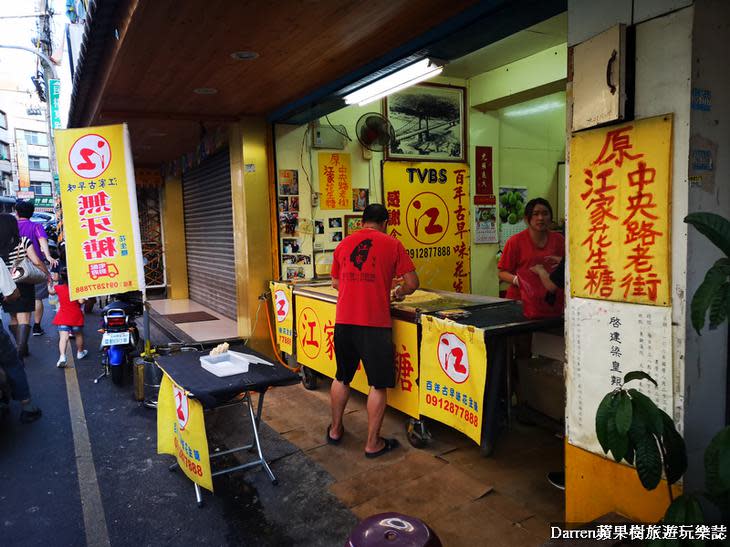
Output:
top-left (530, 264), bottom-right (549, 278)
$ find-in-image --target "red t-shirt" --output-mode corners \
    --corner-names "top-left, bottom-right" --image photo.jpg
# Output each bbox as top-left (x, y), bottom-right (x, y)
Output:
top-left (52, 284), bottom-right (84, 327)
top-left (498, 229), bottom-right (565, 304)
top-left (331, 228), bottom-right (415, 327)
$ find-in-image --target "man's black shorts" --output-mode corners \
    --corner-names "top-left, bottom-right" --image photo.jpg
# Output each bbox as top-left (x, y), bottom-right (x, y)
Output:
top-left (334, 324), bottom-right (395, 389)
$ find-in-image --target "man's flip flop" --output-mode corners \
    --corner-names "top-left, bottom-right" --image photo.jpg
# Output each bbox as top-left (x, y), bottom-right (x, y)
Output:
top-left (365, 437), bottom-right (400, 459)
top-left (326, 425), bottom-right (343, 445)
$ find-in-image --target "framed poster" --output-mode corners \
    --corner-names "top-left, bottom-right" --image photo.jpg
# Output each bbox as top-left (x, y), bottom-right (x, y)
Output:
top-left (385, 83), bottom-right (466, 162)
top-left (344, 214), bottom-right (362, 236)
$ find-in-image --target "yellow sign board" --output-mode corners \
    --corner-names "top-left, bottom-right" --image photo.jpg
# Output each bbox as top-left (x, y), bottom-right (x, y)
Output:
top-left (157, 374), bottom-right (213, 492)
top-left (295, 294), bottom-right (419, 418)
top-left (419, 315), bottom-right (487, 444)
top-left (383, 162), bottom-right (470, 293)
top-left (54, 124), bottom-right (145, 300)
top-left (569, 115), bottom-right (672, 306)
top-left (270, 281), bottom-right (294, 354)
top-left (318, 152), bottom-right (352, 210)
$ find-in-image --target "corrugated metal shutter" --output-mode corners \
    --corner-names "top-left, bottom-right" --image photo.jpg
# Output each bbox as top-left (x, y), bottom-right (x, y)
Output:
top-left (182, 149), bottom-right (237, 319)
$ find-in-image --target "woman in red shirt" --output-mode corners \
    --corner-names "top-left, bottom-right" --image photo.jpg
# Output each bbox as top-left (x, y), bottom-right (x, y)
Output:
top-left (49, 268), bottom-right (87, 367)
top-left (497, 198), bottom-right (565, 318)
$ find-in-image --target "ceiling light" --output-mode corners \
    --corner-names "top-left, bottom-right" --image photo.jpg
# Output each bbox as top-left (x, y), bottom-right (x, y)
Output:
top-left (344, 58), bottom-right (443, 106)
top-left (230, 51), bottom-right (259, 61)
top-left (193, 87), bottom-right (218, 95)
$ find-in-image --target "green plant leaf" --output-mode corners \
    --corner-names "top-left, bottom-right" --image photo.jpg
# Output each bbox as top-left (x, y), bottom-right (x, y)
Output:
top-left (709, 281), bottom-right (730, 329)
top-left (659, 410), bottom-right (687, 484)
top-left (635, 435), bottom-right (662, 490)
top-left (691, 262), bottom-right (730, 334)
top-left (615, 391), bottom-right (633, 434)
top-left (595, 392), bottom-right (617, 454)
top-left (624, 443), bottom-right (635, 466)
top-left (685, 212), bottom-right (730, 257)
top-left (705, 426), bottom-right (730, 497)
top-left (606, 414), bottom-right (629, 463)
top-left (629, 389), bottom-right (663, 436)
top-left (624, 370), bottom-right (658, 387)
top-left (662, 495), bottom-right (706, 546)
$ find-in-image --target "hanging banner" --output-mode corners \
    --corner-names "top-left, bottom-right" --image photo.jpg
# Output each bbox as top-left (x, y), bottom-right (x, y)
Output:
top-left (270, 281), bottom-right (294, 354)
top-left (419, 315), bottom-right (487, 444)
top-left (16, 139), bottom-right (30, 189)
top-left (318, 152), bottom-right (351, 210)
top-left (474, 146), bottom-right (493, 195)
top-left (157, 374), bottom-right (213, 492)
top-left (295, 293), bottom-right (419, 418)
top-left (49, 79), bottom-right (61, 134)
top-left (54, 124), bottom-right (145, 299)
top-left (569, 115), bottom-right (672, 306)
top-left (383, 161), bottom-right (471, 292)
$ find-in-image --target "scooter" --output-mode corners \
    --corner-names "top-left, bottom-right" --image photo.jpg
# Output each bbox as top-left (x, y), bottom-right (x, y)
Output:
top-left (96, 292), bottom-right (143, 385)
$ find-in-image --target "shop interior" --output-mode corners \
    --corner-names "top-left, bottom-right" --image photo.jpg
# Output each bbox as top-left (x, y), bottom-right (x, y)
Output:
top-left (271, 11), bottom-right (568, 522)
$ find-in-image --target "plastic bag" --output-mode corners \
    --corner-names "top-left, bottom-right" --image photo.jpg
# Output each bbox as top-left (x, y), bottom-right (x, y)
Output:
top-left (517, 266), bottom-right (564, 319)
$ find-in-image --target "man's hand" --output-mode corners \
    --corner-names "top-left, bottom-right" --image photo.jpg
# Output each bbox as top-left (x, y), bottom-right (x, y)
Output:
top-left (48, 257), bottom-right (59, 269)
top-left (390, 285), bottom-right (406, 302)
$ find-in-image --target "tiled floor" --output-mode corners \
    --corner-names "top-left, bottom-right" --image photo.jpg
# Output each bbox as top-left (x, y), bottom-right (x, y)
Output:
top-left (149, 298), bottom-right (238, 342)
top-left (255, 377), bottom-right (565, 546)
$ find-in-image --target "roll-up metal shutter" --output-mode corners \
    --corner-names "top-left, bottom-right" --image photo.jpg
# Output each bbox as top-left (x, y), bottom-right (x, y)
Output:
top-left (182, 149), bottom-right (237, 319)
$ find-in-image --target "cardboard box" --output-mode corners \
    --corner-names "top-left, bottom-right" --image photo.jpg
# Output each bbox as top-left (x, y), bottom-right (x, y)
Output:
top-left (516, 357), bottom-right (565, 422)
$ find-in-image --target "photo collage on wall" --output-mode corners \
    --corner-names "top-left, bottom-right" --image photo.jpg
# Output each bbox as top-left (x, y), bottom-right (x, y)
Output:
top-left (312, 187), bottom-right (368, 252)
top-left (278, 169), bottom-right (309, 280)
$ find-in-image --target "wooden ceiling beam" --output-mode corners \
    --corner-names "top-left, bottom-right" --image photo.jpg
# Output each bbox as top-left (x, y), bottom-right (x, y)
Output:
top-left (99, 110), bottom-right (238, 123)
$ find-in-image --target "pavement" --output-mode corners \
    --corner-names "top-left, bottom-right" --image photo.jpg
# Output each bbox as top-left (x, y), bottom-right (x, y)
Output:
top-left (0, 303), bottom-right (356, 547)
top-left (1, 301), bottom-right (566, 546)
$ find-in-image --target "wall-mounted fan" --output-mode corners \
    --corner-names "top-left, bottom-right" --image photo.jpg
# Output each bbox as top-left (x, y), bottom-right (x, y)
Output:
top-left (355, 113), bottom-right (396, 152)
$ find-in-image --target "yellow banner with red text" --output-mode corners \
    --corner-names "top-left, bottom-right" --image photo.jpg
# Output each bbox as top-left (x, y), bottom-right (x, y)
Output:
top-left (270, 282), bottom-right (294, 354)
top-left (157, 374), bottom-right (213, 492)
top-left (295, 295), bottom-right (419, 418)
top-left (569, 115), bottom-right (672, 306)
top-left (383, 161), bottom-right (470, 293)
top-left (419, 315), bottom-right (487, 444)
top-left (54, 124), bottom-right (145, 299)
top-left (318, 152), bottom-right (352, 210)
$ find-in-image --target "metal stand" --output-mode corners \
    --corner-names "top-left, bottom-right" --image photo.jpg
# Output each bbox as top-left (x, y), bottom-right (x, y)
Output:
top-left (169, 391), bottom-right (278, 507)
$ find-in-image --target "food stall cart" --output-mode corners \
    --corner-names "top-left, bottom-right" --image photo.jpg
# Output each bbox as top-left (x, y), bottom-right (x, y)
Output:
top-left (270, 281), bottom-right (562, 455)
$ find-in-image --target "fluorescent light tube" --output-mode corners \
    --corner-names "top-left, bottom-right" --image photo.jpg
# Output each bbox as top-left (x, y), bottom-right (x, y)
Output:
top-left (344, 58), bottom-right (443, 105)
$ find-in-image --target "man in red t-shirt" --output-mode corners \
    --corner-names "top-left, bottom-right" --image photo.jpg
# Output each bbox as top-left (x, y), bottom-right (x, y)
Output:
top-left (497, 198), bottom-right (565, 318)
top-left (328, 204), bottom-right (419, 458)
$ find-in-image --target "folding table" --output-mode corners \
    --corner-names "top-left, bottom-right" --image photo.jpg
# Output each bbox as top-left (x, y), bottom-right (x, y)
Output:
top-left (156, 346), bottom-right (299, 507)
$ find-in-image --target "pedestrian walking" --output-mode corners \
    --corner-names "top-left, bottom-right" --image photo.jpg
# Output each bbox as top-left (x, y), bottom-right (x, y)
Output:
top-left (0, 213), bottom-right (50, 357)
top-left (14, 200), bottom-right (59, 336)
top-left (0, 260), bottom-right (42, 423)
top-left (49, 267), bottom-right (87, 368)
top-left (328, 204), bottom-right (419, 457)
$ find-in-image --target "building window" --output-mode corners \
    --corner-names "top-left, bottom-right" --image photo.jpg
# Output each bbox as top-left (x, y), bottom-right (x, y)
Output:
top-left (28, 156), bottom-right (50, 171)
top-left (0, 111), bottom-right (6, 129)
top-left (0, 141), bottom-right (9, 161)
top-left (29, 182), bottom-right (52, 195)
top-left (16, 129), bottom-right (48, 146)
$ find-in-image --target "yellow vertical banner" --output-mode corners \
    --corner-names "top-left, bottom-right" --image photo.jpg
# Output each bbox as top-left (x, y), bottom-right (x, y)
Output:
top-left (270, 281), bottom-right (294, 354)
top-left (419, 315), bottom-right (487, 444)
top-left (383, 161), bottom-right (470, 293)
top-left (157, 374), bottom-right (213, 492)
top-left (294, 294), bottom-right (419, 418)
top-left (54, 124), bottom-right (145, 300)
top-left (569, 115), bottom-right (672, 306)
top-left (16, 139), bottom-right (30, 189)
top-left (318, 152), bottom-right (351, 210)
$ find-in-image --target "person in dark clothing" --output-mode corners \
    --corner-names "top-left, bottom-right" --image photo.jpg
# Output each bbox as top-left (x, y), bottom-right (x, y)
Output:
top-left (0, 260), bottom-right (42, 423)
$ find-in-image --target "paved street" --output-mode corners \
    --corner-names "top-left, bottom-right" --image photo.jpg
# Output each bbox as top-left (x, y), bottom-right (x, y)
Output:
top-left (0, 305), bottom-right (356, 547)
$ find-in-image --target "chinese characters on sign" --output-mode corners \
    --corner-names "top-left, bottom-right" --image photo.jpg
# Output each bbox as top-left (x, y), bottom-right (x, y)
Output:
top-left (270, 282), bottom-right (294, 354)
top-left (54, 124), bottom-right (145, 299)
top-left (569, 115), bottom-right (672, 306)
top-left (294, 293), bottom-right (420, 418)
top-left (474, 146), bottom-right (493, 195)
top-left (566, 297), bottom-right (673, 457)
top-left (383, 161), bottom-right (471, 293)
top-left (419, 315), bottom-right (487, 444)
top-left (318, 153), bottom-right (352, 210)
